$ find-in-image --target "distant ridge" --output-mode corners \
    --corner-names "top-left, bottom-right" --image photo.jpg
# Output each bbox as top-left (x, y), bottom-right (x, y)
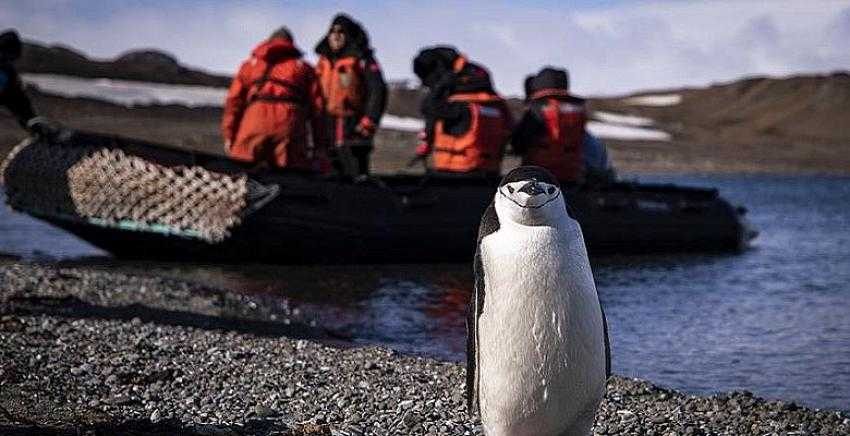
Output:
top-left (18, 41), bottom-right (232, 87)
top-left (594, 72), bottom-right (850, 146)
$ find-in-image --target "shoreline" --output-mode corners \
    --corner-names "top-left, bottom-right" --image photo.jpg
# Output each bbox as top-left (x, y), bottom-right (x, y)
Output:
top-left (1, 263), bottom-right (848, 435)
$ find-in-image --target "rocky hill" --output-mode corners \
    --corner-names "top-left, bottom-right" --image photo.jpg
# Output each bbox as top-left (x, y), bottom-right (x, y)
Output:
top-left (18, 41), bottom-right (231, 87)
top-left (592, 73), bottom-right (850, 148)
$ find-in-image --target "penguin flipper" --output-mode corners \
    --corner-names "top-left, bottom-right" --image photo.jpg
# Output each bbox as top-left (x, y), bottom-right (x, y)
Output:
top-left (466, 249), bottom-right (484, 414)
top-left (467, 201), bottom-right (499, 415)
top-left (601, 304), bottom-right (611, 379)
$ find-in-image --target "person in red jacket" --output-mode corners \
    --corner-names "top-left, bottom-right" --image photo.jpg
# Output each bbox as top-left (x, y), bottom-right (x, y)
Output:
top-left (412, 46), bottom-right (513, 176)
top-left (221, 27), bottom-right (328, 171)
top-left (512, 67), bottom-right (588, 183)
top-left (315, 14), bottom-right (387, 177)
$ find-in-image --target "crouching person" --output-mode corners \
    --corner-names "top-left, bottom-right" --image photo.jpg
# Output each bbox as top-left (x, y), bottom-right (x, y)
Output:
top-left (412, 46), bottom-right (513, 177)
top-left (222, 27), bottom-right (328, 172)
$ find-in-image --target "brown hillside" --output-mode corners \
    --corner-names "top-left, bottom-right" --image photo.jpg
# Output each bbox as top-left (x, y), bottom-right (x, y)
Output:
top-left (592, 73), bottom-right (850, 146)
top-left (18, 42), bottom-right (232, 87)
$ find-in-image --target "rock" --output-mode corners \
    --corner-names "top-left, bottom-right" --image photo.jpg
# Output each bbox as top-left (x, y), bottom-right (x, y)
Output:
top-left (1, 264), bottom-right (848, 436)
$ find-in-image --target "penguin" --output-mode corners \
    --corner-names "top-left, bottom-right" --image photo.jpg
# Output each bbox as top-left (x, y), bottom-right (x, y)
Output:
top-left (466, 165), bottom-right (611, 436)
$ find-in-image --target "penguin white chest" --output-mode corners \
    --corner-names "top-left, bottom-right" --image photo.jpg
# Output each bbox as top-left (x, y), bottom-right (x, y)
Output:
top-left (477, 225), bottom-right (605, 436)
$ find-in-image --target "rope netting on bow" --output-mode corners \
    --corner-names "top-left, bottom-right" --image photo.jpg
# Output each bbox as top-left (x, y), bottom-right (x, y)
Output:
top-left (1, 136), bottom-right (268, 243)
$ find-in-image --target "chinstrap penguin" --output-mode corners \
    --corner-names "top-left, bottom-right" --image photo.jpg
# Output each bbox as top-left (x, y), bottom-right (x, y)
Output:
top-left (467, 166), bottom-right (611, 436)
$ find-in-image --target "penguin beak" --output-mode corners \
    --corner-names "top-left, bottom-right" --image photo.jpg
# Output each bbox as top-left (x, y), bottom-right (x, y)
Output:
top-left (518, 181), bottom-right (545, 196)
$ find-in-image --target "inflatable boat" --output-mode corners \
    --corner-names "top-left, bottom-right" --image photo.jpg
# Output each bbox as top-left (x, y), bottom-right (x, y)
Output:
top-left (1, 131), bottom-right (757, 263)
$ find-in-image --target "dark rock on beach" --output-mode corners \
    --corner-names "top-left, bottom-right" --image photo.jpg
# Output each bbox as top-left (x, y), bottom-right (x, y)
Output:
top-left (1, 264), bottom-right (848, 435)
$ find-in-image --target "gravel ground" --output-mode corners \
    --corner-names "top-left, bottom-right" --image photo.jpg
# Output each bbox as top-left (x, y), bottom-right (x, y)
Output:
top-left (1, 263), bottom-right (848, 435)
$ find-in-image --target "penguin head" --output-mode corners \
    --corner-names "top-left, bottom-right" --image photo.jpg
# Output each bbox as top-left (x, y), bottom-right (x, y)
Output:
top-left (495, 166), bottom-right (571, 226)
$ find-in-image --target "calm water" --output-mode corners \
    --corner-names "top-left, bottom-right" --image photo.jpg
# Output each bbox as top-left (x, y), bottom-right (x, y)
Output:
top-left (1, 175), bottom-right (849, 411)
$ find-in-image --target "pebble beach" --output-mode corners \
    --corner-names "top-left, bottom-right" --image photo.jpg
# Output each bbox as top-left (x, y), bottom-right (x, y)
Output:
top-left (1, 263), bottom-right (848, 436)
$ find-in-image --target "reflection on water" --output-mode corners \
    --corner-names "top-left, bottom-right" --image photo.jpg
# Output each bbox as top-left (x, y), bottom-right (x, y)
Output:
top-left (88, 262), bottom-right (474, 361)
top-left (2, 175), bottom-right (850, 412)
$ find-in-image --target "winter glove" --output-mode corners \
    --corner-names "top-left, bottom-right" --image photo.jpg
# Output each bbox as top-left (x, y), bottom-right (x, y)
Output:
top-left (415, 142), bottom-right (431, 157)
top-left (407, 139), bottom-right (432, 169)
top-left (354, 116), bottom-right (377, 138)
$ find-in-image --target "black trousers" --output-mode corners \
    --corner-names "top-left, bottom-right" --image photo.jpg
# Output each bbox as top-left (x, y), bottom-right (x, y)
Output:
top-left (332, 143), bottom-right (372, 176)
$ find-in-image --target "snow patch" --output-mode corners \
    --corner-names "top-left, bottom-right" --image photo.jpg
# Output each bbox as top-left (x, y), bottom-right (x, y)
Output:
top-left (587, 121), bottom-right (671, 141)
top-left (623, 94), bottom-right (682, 107)
top-left (23, 74), bottom-right (426, 134)
top-left (380, 115), bottom-right (425, 132)
top-left (22, 73), bottom-right (226, 107)
top-left (593, 110), bottom-right (654, 127)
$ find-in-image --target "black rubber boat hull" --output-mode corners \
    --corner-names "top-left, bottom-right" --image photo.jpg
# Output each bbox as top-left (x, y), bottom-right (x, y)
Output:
top-left (3, 132), bottom-right (753, 263)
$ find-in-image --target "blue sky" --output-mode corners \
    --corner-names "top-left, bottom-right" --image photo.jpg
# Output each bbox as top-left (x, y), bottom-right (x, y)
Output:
top-left (2, 0), bottom-right (849, 96)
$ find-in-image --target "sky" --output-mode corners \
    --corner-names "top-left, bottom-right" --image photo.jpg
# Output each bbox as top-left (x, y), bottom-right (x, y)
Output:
top-left (2, 0), bottom-right (849, 96)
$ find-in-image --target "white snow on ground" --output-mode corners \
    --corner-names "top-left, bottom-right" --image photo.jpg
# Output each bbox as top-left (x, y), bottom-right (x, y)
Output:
top-left (22, 73), bottom-right (227, 107)
top-left (587, 121), bottom-right (671, 141)
top-left (623, 93), bottom-right (682, 106)
top-left (24, 73), bottom-right (427, 133)
top-left (379, 115), bottom-right (424, 132)
top-left (593, 110), bottom-right (655, 127)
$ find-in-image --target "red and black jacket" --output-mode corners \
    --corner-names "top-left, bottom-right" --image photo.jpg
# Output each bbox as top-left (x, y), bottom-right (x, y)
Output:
top-left (315, 14), bottom-right (387, 146)
top-left (512, 68), bottom-right (587, 182)
top-left (414, 47), bottom-right (513, 173)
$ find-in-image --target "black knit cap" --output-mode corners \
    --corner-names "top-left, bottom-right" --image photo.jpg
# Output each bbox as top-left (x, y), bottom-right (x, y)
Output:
top-left (525, 67), bottom-right (569, 99)
top-left (0, 30), bottom-right (22, 61)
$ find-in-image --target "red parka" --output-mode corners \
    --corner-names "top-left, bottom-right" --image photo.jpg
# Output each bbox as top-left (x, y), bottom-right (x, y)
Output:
top-left (221, 38), bottom-right (328, 170)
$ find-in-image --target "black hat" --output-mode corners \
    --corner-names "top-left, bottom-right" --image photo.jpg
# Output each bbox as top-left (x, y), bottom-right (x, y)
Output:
top-left (525, 67), bottom-right (569, 99)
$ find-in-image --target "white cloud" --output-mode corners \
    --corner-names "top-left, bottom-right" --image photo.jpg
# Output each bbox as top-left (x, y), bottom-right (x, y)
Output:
top-left (2, 0), bottom-right (849, 96)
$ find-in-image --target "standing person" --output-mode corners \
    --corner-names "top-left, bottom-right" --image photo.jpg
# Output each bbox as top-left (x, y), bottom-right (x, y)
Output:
top-left (315, 14), bottom-right (387, 177)
top-left (512, 67), bottom-right (592, 183)
top-left (412, 46), bottom-right (513, 177)
top-left (0, 30), bottom-right (52, 137)
top-left (221, 27), bottom-right (328, 171)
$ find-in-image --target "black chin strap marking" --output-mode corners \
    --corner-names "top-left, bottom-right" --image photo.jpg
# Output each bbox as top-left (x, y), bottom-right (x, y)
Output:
top-left (498, 185), bottom-right (561, 210)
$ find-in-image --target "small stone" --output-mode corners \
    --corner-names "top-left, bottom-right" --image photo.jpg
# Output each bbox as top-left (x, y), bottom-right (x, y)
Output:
top-left (255, 404), bottom-right (275, 418)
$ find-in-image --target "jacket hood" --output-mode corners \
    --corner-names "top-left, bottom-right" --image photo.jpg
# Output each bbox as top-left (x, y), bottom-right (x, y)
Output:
top-left (413, 46), bottom-right (460, 87)
top-left (252, 37), bottom-right (302, 62)
top-left (315, 13), bottom-right (373, 59)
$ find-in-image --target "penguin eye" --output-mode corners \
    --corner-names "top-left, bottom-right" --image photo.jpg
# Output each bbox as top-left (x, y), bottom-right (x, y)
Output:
top-left (506, 185), bottom-right (515, 194)
top-left (547, 187), bottom-right (556, 195)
